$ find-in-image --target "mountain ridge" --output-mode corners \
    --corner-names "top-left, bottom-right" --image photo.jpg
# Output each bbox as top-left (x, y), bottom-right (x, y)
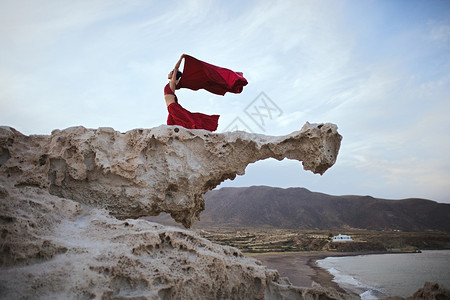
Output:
top-left (147, 186), bottom-right (449, 231)
top-left (195, 185), bottom-right (449, 231)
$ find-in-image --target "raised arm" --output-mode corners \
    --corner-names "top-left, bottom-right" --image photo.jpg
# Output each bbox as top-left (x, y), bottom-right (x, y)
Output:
top-left (169, 54), bottom-right (185, 91)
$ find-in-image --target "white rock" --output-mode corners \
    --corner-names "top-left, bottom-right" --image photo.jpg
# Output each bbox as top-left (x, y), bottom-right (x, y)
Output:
top-left (0, 123), bottom-right (342, 228)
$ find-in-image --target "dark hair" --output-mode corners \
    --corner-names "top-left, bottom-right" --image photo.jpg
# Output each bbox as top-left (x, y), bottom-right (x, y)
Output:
top-left (176, 70), bottom-right (182, 80)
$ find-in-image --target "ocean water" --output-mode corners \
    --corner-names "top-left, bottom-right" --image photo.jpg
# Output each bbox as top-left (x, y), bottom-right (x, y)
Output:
top-left (316, 250), bottom-right (450, 299)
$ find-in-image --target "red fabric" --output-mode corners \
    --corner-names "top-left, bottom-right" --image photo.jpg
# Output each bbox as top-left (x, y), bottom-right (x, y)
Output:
top-left (164, 83), bottom-right (175, 95)
top-left (179, 55), bottom-right (248, 96)
top-left (164, 83), bottom-right (179, 103)
top-left (167, 102), bottom-right (219, 132)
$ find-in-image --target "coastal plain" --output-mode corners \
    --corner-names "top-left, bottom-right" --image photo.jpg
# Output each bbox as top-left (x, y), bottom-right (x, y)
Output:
top-left (194, 227), bottom-right (450, 294)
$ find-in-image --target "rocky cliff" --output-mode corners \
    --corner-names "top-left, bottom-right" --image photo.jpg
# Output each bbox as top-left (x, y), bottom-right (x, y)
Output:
top-left (0, 123), bottom-right (349, 299)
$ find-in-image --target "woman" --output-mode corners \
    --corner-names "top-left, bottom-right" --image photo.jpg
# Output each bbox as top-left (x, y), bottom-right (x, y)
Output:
top-left (164, 54), bottom-right (219, 131)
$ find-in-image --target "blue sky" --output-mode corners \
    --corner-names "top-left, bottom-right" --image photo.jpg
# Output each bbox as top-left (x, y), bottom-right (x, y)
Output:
top-left (1, 0), bottom-right (449, 203)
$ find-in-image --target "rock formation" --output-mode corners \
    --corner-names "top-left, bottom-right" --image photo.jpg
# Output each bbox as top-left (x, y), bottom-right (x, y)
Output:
top-left (0, 123), bottom-right (341, 228)
top-left (1, 124), bottom-right (446, 299)
top-left (0, 123), bottom-right (350, 299)
top-left (0, 184), bottom-right (354, 299)
top-left (409, 282), bottom-right (450, 300)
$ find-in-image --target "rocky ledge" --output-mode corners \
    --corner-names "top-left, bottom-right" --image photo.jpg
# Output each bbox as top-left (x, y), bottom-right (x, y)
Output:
top-left (0, 123), bottom-right (341, 228)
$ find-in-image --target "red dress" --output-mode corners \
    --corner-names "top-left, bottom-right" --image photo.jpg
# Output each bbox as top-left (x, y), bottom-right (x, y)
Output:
top-left (165, 83), bottom-right (219, 131)
top-left (164, 55), bottom-right (247, 132)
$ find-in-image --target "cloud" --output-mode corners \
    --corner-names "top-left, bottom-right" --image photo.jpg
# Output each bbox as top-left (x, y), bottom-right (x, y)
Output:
top-left (0, 0), bottom-right (134, 51)
top-left (1, 0), bottom-right (449, 202)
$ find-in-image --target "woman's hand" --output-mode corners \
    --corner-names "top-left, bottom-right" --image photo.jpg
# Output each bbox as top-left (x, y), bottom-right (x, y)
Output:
top-left (170, 54), bottom-right (185, 90)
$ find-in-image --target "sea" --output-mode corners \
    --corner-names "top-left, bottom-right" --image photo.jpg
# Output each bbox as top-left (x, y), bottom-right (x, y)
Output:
top-left (316, 250), bottom-right (450, 299)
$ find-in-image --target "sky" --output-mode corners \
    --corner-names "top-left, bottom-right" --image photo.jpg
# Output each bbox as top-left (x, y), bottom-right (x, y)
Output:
top-left (1, 0), bottom-right (449, 203)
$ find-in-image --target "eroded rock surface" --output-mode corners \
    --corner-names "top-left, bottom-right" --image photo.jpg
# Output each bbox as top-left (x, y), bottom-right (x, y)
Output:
top-left (0, 123), bottom-right (341, 228)
top-left (0, 184), bottom-right (351, 299)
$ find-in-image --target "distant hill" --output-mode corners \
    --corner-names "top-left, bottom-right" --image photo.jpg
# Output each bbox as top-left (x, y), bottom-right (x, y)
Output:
top-left (149, 186), bottom-right (450, 231)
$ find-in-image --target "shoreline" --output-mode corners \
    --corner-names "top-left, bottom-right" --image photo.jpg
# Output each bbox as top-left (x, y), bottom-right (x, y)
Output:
top-left (251, 251), bottom-right (388, 296)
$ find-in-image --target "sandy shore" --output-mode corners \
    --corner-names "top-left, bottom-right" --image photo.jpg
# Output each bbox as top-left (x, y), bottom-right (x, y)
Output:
top-left (251, 251), bottom-right (385, 295)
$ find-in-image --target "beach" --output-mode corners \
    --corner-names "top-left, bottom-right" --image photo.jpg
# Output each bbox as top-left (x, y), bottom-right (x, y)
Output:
top-left (251, 251), bottom-right (384, 294)
top-left (253, 250), bottom-right (450, 298)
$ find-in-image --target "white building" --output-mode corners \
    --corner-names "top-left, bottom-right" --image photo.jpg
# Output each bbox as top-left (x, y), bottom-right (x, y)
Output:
top-left (332, 234), bottom-right (353, 242)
